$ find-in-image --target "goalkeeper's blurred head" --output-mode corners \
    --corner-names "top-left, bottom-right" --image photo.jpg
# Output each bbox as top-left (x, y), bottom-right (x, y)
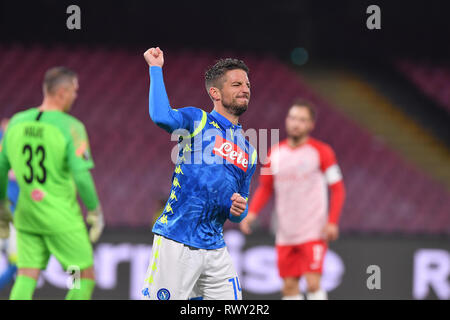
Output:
top-left (42, 66), bottom-right (78, 112)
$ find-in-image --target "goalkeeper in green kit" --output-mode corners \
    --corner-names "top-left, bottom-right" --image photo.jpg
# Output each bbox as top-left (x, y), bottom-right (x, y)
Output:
top-left (0, 67), bottom-right (104, 300)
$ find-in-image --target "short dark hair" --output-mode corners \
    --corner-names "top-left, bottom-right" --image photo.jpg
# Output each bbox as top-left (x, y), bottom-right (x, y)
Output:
top-left (205, 58), bottom-right (249, 91)
top-left (290, 98), bottom-right (317, 121)
top-left (43, 66), bottom-right (77, 94)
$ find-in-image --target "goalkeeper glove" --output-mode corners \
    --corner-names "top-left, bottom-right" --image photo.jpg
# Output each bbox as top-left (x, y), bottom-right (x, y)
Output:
top-left (86, 205), bottom-right (104, 243)
top-left (0, 200), bottom-right (13, 239)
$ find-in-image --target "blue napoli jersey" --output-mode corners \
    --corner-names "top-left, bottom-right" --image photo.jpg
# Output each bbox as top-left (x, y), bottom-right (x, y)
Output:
top-left (148, 66), bottom-right (257, 249)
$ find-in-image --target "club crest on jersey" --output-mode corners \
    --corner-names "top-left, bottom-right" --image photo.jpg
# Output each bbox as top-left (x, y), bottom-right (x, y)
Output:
top-left (212, 135), bottom-right (249, 172)
top-left (31, 189), bottom-right (45, 202)
top-left (157, 288), bottom-right (171, 300)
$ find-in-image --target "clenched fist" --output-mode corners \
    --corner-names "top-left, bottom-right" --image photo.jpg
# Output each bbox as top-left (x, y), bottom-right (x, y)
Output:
top-left (230, 193), bottom-right (247, 217)
top-left (322, 223), bottom-right (339, 242)
top-left (144, 47), bottom-right (164, 67)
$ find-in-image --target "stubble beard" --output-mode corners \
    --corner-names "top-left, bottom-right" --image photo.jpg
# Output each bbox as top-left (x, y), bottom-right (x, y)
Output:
top-left (223, 98), bottom-right (248, 117)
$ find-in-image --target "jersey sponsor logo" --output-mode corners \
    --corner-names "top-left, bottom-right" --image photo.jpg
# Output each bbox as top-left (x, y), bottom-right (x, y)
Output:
top-left (31, 189), bottom-right (45, 202)
top-left (212, 135), bottom-right (249, 172)
top-left (157, 288), bottom-right (171, 300)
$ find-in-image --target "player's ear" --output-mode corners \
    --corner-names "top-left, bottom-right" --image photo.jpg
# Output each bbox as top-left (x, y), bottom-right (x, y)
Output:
top-left (53, 86), bottom-right (64, 100)
top-left (209, 86), bottom-right (221, 101)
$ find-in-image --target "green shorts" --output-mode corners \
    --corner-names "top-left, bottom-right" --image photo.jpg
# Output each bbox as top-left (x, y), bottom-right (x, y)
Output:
top-left (16, 228), bottom-right (94, 271)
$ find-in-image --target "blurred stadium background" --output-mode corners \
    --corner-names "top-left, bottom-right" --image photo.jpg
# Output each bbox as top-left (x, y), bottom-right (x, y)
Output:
top-left (0, 0), bottom-right (448, 299)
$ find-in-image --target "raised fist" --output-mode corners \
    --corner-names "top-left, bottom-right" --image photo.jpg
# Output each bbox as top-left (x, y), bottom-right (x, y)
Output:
top-left (230, 193), bottom-right (247, 217)
top-left (144, 47), bottom-right (164, 67)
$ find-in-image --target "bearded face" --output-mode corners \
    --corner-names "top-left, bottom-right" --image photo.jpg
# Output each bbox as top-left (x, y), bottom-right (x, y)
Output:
top-left (222, 94), bottom-right (249, 116)
top-left (218, 69), bottom-right (250, 116)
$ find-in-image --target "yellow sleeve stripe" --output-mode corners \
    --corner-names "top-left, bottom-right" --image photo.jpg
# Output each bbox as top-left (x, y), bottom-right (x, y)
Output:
top-left (183, 110), bottom-right (207, 139)
top-left (251, 149), bottom-right (257, 166)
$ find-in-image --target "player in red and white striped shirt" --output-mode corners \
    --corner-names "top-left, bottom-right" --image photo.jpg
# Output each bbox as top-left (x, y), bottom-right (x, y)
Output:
top-left (240, 100), bottom-right (346, 300)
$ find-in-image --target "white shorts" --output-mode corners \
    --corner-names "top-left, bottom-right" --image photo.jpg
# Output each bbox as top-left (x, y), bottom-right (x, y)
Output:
top-left (141, 235), bottom-right (242, 300)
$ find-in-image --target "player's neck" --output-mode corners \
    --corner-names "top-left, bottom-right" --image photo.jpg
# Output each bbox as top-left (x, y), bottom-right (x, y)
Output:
top-left (287, 135), bottom-right (309, 148)
top-left (213, 106), bottom-right (239, 126)
top-left (38, 98), bottom-right (64, 112)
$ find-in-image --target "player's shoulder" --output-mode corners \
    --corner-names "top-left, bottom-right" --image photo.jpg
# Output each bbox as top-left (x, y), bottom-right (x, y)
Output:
top-left (175, 106), bottom-right (206, 119)
top-left (58, 111), bottom-right (83, 125)
top-left (268, 139), bottom-right (289, 156)
top-left (52, 112), bottom-right (86, 134)
top-left (307, 137), bottom-right (334, 153)
top-left (8, 108), bottom-right (40, 127)
top-left (307, 137), bottom-right (337, 164)
top-left (42, 112), bottom-right (88, 145)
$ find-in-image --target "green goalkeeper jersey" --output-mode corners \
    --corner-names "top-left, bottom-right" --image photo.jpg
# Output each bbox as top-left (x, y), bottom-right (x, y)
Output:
top-left (0, 108), bottom-right (94, 234)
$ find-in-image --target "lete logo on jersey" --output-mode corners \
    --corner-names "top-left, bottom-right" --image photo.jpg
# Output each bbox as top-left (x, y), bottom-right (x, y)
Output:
top-left (212, 135), bottom-right (249, 172)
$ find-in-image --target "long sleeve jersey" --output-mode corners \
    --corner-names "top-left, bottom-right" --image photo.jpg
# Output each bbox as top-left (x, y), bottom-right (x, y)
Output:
top-left (0, 109), bottom-right (100, 234)
top-left (148, 66), bottom-right (257, 249)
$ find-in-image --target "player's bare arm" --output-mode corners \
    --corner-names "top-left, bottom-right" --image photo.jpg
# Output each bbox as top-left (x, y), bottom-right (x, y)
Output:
top-left (240, 212), bottom-right (257, 234)
top-left (322, 223), bottom-right (339, 242)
